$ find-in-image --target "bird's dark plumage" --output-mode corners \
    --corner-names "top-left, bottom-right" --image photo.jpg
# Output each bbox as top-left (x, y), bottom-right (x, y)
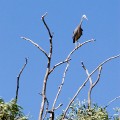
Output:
top-left (73, 26), bottom-right (83, 43)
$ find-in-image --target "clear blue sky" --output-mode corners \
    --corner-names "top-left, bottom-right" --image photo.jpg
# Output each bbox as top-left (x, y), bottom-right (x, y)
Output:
top-left (0, 0), bottom-right (120, 119)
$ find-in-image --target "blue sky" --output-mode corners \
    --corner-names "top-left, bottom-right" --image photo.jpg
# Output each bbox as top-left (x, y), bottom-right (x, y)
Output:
top-left (0, 0), bottom-right (120, 119)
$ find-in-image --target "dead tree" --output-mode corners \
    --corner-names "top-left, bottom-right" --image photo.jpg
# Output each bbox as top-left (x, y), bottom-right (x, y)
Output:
top-left (20, 13), bottom-right (120, 120)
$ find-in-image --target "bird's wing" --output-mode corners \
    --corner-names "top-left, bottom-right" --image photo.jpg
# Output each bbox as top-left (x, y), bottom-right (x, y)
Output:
top-left (72, 28), bottom-right (78, 43)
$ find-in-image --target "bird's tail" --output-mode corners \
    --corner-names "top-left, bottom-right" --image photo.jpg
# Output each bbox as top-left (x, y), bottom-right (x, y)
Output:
top-left (72, 35), bottom-right (75, 43)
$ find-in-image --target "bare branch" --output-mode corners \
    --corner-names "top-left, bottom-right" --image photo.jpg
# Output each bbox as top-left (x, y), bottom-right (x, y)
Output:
top-left (41, 12), bottom-right (53, 39)
top-left (62, 54), bottom-right (120, 119)
top-left (52, 39), bottom-right (95, 116)
top-left (52, 61), bottom-right (70, 111)
top-left (51, 39), bottom-right (95, 117)
top-left (43, 98), bottom-right (49, 120)
top-left (105, 96), bottom-right (120, 108)
top-left (67, 39), bottom-right (95, 60)
top-left (15, 58), bottom-right (28, 103)
top-left (88, 66), bottom-right (102, 107)
top-left (89, 54), bottom-right (120, 79)
top-left (21, 37), bottom-right (48, 58)
top-left (81, 62), bottom-right (102, 107)
top-left (47, 111), bottom-right (54, 120)
top-left (81, 61), bottom-right (92, 85)
top-left (92, 66), bottom-right (102, 88)
top-left (54, 103), bottom-right (63, 110)
top-left (41, 12), bottom-right (47, 18)
top-left (81, 61), bottom-right (93, 107)
top-left (39, 12), bottom-right (53, 120)
top-left (49, 58), bottom-right (71, 74)
top-left (47, 103), bottom-right (63, 120)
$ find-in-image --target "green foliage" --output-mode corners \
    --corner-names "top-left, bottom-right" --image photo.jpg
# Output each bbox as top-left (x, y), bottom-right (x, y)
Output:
top-left (113, 107), bottom-right (120, 120)
top-left (0, 98), bottom-right (28, 120)
top-left (57, 100), bottom-right (120, 120)
top-left (0, 98), bottom-right (119, 120)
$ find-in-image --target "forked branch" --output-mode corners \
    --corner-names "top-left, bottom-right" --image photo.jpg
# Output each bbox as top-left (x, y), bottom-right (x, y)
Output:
top-left (49, 58), bottom-right (71, 74)
top-left (39, 12), bottom-right (53, 120)
top-left (62, 54), bottom-right (120, 119)
top-left (52, 39), bottom-right (95, 114)
top-left (81, 62), bottom-right (102, 107)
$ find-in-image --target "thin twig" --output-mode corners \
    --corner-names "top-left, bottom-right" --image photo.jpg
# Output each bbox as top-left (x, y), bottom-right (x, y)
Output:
top-left (62, 54), bottom-right (120, 119)
top-left (41, 12), bottom-right (53, 38)
top-left (92, 66), bottom-right (102, 88)
top-left (54, 103), bottom-right (63, 110)
top-left (105, 96), bottom-right (120, 108)
top-left (81, 61), bottom-right (92, 85)
top-left (39, 12), bottom-right (53, 120)
top-left (49, 58), bottom-right (71, 74)
top-left (15, 58), bottom-right (28, 103)
top-left (52, 62), bottom-right (70, 111)
top-left (21, 37), bottom-right (48, 58)
top-left (67, 39), bottom-right (95, 59)
top-left (52, 39), bottom-right (95, 113)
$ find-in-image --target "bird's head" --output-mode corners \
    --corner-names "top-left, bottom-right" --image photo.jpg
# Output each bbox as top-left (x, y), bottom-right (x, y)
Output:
top-left (82, 15), bottom-right (88, 20)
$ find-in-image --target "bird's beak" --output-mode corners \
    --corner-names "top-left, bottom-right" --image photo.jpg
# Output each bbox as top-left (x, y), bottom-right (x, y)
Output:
top-left (85, 17), bottom-right (88, 20)
top-left (82, 15), bottom-right (88, 20)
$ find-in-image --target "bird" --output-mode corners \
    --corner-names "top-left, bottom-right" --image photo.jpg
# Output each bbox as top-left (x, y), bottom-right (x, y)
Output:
top-left (72, 15), bottom-right (88, 44)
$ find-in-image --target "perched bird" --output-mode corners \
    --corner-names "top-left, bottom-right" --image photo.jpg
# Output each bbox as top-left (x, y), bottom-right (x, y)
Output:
top-left (72, 15), bottom-right (88, 44)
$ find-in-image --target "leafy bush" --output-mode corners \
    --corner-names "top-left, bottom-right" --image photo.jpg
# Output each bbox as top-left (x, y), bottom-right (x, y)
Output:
top-left (57, 100), bottom-right (120, 120)
top-left (0, 98), bottom-right (28, 120)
